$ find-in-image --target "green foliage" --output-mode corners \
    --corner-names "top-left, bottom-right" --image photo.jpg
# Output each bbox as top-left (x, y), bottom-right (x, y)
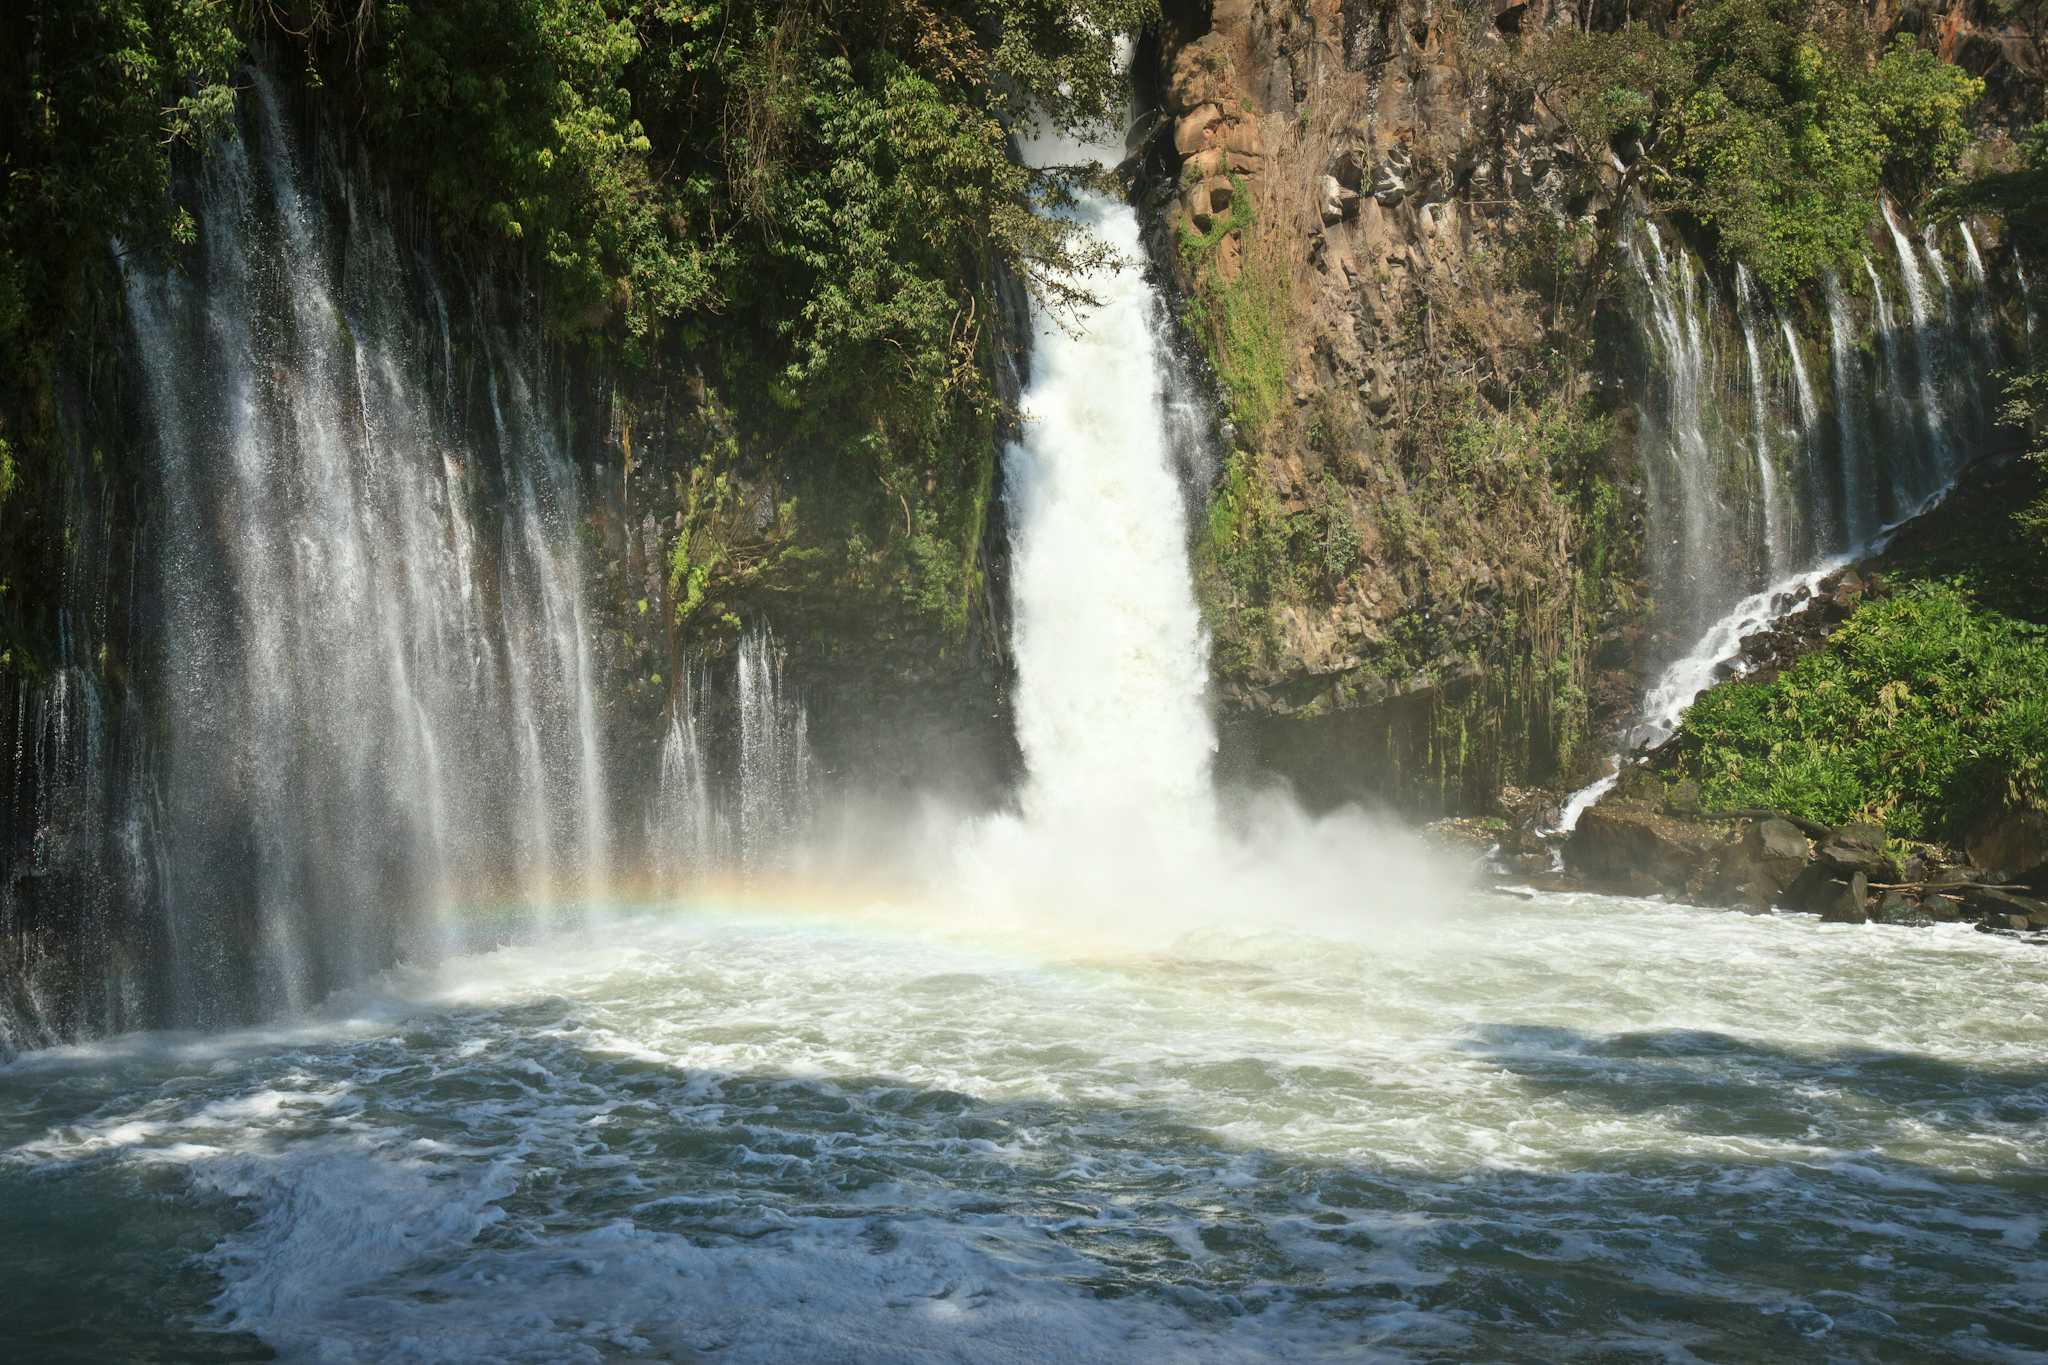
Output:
top-left (1673, 581), bottom-right (2048, 838)
top-left (1997, 362), bottom-right (2048, 543)
top-left (0, 0), bottom-right (240, 395)
top-left (1177, 180), bottom-right (1291, 435)
top-left (1199, 449), bottom-right (1301, 669)
top-left (1867, 36), bottom-right (1982, 203)
top-left (1532, 2), bottom-right (1981, 293)
top-left (364, 0), bottom-right (714, 346)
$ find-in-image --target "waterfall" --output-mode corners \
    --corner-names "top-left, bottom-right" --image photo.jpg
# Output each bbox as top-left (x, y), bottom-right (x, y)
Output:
top-left (646, 623), bottom-right (815, 885)
top-left (1881, 199), bottom-right (1956, 479)
top-left (1953, 221), bottom-right (2002, 368)
top-left (1734, 266), bottom-right (1784, 577)
top-left (1825, 274), bottom-right (1876, 548)
top-left (1000, 119), bottom-right (1214, 827)
top-left (1562, 204), bottom-right (2012, 829)
top-left (733, 624), bottom-right (815, 872)
top-left (1629, 224), bottom-right (1733, 645)
top-left (1776, 307), bottom-right (1826, 550)
top-left (105, 73), bottom-right (614, 1025)
top-left (1960, 222), bottom-right (1988, 282)
top-left (2020, 254), bottom-right (2040, 348)
top-left (648, 667), bottom-right (725, 884)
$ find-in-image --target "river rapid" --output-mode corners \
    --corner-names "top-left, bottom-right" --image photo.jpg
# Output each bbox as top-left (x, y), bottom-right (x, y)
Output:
top-left (4, 887), bottom-right (2045, 1363)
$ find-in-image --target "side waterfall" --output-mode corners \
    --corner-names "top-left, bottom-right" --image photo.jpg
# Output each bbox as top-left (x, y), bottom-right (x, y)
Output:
top-left (1567, 210), bottom-right (2016, 825)
top-left (12, 77), bottom-right (617, 1036)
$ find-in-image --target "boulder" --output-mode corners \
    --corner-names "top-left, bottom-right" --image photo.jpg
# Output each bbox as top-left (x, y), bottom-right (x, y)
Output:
top-left (1920, 893), bottom-right (1963, 922)
top-left (1819, 871), bottom-right (1870, 924)
top-left (1168, 36), bottom-right (1236, 112)
top-left (1317, 175), bottom-right (1359, 225)
top-left (1958, 885), bottom-right (2048, 929)
top-left (1965, 804), bottom-right (2048, 878)
top-left (1871, 890), bottom-right (1922, 925)
top-left (1565, 799), bottom-right (1728, 899)
top-left (1184, 175), bottom-right (1235, 232)
top-left (1745, 818), bottom-right (1810, 893)
top-left (1815, 822), bottom-right (1901, 882)
top-left (1327, 147), bottom-right (1366, 192)
top-left (1174, 104), bottom-right (1225, 155)
top-left (1181, 147), bottom-right (1226, 181)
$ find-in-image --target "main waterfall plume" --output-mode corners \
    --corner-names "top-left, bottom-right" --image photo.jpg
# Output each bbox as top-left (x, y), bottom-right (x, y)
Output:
top-left (1002, 121), bottom-right (1215, 828)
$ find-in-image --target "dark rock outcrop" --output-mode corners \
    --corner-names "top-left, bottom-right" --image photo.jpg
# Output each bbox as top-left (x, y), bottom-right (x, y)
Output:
top-left (1565, 800), bottom-right (1732, 900)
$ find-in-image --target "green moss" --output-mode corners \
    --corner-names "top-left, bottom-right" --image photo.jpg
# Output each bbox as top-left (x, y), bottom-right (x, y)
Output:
top-left (1176, 178), bottom-right (1291, 436)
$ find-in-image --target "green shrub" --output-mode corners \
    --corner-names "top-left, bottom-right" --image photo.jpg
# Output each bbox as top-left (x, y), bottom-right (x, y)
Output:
top-left (1673, 580), bottom-right (2048, 837)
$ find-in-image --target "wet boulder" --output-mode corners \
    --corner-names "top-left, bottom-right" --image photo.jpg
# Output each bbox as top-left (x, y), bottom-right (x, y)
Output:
top-left (1815, 822), bottom-right (1901, 883)
top-left (1745, 818), bottom-right (1811, 896)
top-left (1565, 799), bottom-right (1728, 899)
top-left (1965, 804), bottom-right (2048, 881)
top-left (1819, 871), bottom-right (1871, 924)
top-left (1958, 885), bottom-right (2048, 930)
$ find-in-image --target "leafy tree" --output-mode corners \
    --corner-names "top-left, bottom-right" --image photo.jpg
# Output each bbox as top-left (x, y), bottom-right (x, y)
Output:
top-left (1529, 0), bottom-right (1981, 295)
top-left (0, 0), bottom-right (240, 355)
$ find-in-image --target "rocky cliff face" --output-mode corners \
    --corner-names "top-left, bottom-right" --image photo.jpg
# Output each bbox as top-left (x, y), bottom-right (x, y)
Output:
top-left (1141, 0), bottom-right (1644, 814)
top-left (1141, 0), bottom-right (2043, 818)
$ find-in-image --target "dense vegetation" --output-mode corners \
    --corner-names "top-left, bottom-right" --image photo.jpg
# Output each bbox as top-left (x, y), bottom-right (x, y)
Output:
top-left (1673, 577), bottom-right (2048, 841)
top-left (1532, 0), bottom-right (1982, 293)
top-left (0, 0), bottom-right (1157, 636)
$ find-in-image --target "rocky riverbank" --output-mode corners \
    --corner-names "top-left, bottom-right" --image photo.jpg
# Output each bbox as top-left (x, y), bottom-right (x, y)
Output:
top-left (1514, 458), bottom-right (2048, 937)
top-left (1563, 798), bottom-right (2048, 934)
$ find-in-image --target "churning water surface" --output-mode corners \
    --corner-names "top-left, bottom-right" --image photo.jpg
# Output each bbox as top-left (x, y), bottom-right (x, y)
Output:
top-left (2, 891), bottom-right (2043, 1363)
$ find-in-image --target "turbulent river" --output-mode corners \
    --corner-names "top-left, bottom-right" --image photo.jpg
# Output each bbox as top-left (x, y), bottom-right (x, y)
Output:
top-left (4, 895), bottom-right (2046, 1362)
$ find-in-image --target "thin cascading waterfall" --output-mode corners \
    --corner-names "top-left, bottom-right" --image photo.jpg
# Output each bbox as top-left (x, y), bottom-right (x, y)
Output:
top-left (1881, 198), bottom-right (1957, 480)
top-left (114, 71), bottom-right (614, 1026)
top-left (646, 624), bottom-right (813, 886)
top-left (2016, 252), bottom-right (2039, 348)
top-left (1954, 221), bottom-right (2003, 369)
top-left (1734, 266), bottom-right (1784, 577)
top-left (648, 665), bottom-right (727, 885)
top-left (486, 342), bottom-right (615, 906)
top-left (733, 623), bottom-right (814, 874)
top-left (1824, 273), bottom-right (1878, 548)
top-left (1862, 255), bottom-right (1929, 516)
top-left (1776, 306), bottom-right (1828, 556)
top-left (1629, 223), bottom-right (1735, 646)
top-left (1001, 114), bottom-right (1215, 831)
top-left (0, 400), bottom-right (164, 1044)
top-left (1920, 220), bottom-right (1991, 450)
top-left (1960, 221), bottom-right (1988, 282)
